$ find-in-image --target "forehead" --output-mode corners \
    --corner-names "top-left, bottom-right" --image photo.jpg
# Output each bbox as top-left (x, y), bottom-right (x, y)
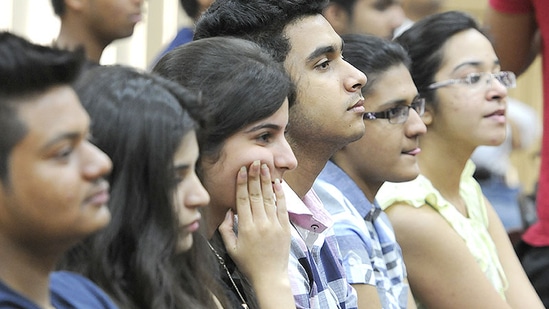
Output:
top-left (367, 64), bottom-right (417, 104)
top-left (438, 29), bottom-right (498, 73)
top-left (283, 14), bottom-right (342, 62)
top-left (17, 86), bottom-right (89, 147)
top-left (173, 131), bottom-right (199, 163)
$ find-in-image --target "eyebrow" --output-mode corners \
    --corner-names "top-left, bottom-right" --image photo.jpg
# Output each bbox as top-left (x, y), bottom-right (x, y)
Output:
top-left (378, 94), bottom-right (420, 109)
top-left (40, 132), bottom-right (82, 151)
top-left (451, 59), bottom-right (501, 74)
top-left (244, 123), bottom-right (284, 133)
top-left (173, 164), bottom-right (191, 172)
top-left (305, 38), bottom-right (344, 64)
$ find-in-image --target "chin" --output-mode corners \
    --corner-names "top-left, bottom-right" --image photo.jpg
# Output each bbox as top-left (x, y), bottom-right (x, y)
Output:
top-left (176, 235), bottom-right (194, 253)
top-left (347, 125), bottom-right (366, 144)
top-left (87, 205), bottom-right (112, 232)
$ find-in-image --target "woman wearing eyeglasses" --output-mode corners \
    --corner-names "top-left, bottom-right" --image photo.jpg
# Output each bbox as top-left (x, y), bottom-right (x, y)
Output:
top-left (313, 33), bottom-right (426, 309)
top-left (376, 11), bottom-right (544, 308)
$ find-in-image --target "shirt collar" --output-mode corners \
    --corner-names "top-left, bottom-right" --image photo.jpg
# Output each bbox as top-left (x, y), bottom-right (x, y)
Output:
top-left (283, 181), bottom-right (332, 232)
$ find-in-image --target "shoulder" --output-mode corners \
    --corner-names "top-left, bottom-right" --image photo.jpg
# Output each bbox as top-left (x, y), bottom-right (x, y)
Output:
top-left (377, 175), bottom-right (435, 210)
top-left (314, 180), bottom-right (360, 220)
top-left (50, 271), bottom-right (118, 309)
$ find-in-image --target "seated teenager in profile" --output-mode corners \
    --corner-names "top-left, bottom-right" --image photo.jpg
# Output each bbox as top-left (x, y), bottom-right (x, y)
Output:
top-left (0, 31), bottom-right (117, 309)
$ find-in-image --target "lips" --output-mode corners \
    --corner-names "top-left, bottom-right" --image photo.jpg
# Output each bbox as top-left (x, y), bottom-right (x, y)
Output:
top-left (403, 147), bottom-right (421, 156)
top-left (485, 109), bottom-right (505, 117)
top-left (484, 108), bottom-right (506, 124)
top-left (181, 217), bottom-right (201, 234)
top-left (347, 99), bottom-right (365, 112)
top-left (84, 181), bottom-right (110, 206)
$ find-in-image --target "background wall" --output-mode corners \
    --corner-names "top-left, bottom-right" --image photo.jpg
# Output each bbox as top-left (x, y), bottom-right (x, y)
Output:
top-left (1, 0), bottom-right (543, 195)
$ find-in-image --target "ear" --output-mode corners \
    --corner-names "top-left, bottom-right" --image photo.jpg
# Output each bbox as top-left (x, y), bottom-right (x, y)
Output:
top-left (323, 3), bottom-right (349, 34)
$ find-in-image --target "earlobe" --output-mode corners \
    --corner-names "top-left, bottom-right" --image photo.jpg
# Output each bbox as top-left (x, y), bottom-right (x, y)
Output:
top-left (422, 108), bottom-right (433, 126)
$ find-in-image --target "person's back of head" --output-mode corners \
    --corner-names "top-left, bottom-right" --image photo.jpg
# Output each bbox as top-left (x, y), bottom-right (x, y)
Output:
top-left (60, 65), bottom-right (224, 309)
top-left (194, 0), bottom-right (328, 62)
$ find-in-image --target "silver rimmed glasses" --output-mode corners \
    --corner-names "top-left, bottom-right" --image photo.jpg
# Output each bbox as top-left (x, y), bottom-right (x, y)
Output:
top-left (427, 71), bottom-right (517, 91)
top-left (363, 96), bottom-right (426, 124)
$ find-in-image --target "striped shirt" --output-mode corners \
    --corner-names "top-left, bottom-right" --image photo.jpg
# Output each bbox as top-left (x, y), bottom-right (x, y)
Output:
top-left (284, 182), bottom-right (358, 309)
top-left (314, 161), bottom-right (409, 308)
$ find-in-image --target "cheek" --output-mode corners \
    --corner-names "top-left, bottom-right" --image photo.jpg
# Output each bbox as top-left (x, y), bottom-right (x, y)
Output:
top-left (445, 90), bottom-right (477, 112)
top-left (17, 164), bottom-right (80, 210)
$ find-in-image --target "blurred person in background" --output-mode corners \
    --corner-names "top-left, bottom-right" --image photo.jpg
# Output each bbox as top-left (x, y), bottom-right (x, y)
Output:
top-left (51, 0), bottom-right (144, 63)
top-left (323, 0), bottom-right (406, 39)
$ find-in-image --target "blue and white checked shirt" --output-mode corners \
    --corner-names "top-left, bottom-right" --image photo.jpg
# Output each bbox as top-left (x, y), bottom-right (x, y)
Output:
top-left (313, 161), bottom-right (410, 309)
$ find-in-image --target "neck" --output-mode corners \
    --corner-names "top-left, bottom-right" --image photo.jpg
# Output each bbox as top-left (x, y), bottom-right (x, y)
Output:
top-left (418, 130), bottom-right (472, 201)
top-left (331, 156), bottom-right (380, 203)
top-left (0, 235), bottom-right (61, 308)
top-left (284, 141), bottom-right (335, 199)
top-left (56, 20), bottom-right (111, 63)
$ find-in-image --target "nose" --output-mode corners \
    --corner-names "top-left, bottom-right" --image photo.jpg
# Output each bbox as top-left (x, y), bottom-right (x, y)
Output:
top-left (344, 61), bottom-right (367, 93)
top-left (274, 138), bottom-right (298, 173)
top-left (406, 108), bottom-right (427, 137)
top-left (82, 141), bottom-right (112, 181)
top-left (487, 76), bottom-right (508, 101)
top-left (185, 172), bottom-right (210, 209)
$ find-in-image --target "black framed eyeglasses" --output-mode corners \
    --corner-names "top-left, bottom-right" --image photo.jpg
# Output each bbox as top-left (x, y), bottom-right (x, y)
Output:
top-left (427, 71), bottom-right (516, 91)
top-left (363, 97), bottom-right (426, 124)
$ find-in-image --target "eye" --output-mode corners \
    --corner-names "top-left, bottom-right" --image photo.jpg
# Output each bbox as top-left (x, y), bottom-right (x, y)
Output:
top-left (386, 106), bottom-right (404, 118)
top-left (257, 132), bottom-right (272, 143)
top-left (53, 145), bottom-right (74, 162)
top-left (464, 73), bottom-right (483, 85)
top-left (315, 59), bottom-right (331, 70)
top-left (173, 166), bottom-right (190, 185)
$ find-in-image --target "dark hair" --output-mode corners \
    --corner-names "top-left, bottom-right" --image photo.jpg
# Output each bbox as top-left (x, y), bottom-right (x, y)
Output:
top-left (153, 36), bottom-right (294, 164)
top-left (180, 0), bottom-right (200, 19)
top-left (193, 0), bottom-right (328, 63)
top-left (51, 0), bottom-right (65, 16)
top-left (154, 36), bottom-right (293, 309)
top-left (394, 11), bottom-right (482, 105)
top-left (59, 65), bottom-right (227, 309)
top-left (341, 33), bottom-right (410, 95)
top-left (0, 31), bottom-right (84, 182)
